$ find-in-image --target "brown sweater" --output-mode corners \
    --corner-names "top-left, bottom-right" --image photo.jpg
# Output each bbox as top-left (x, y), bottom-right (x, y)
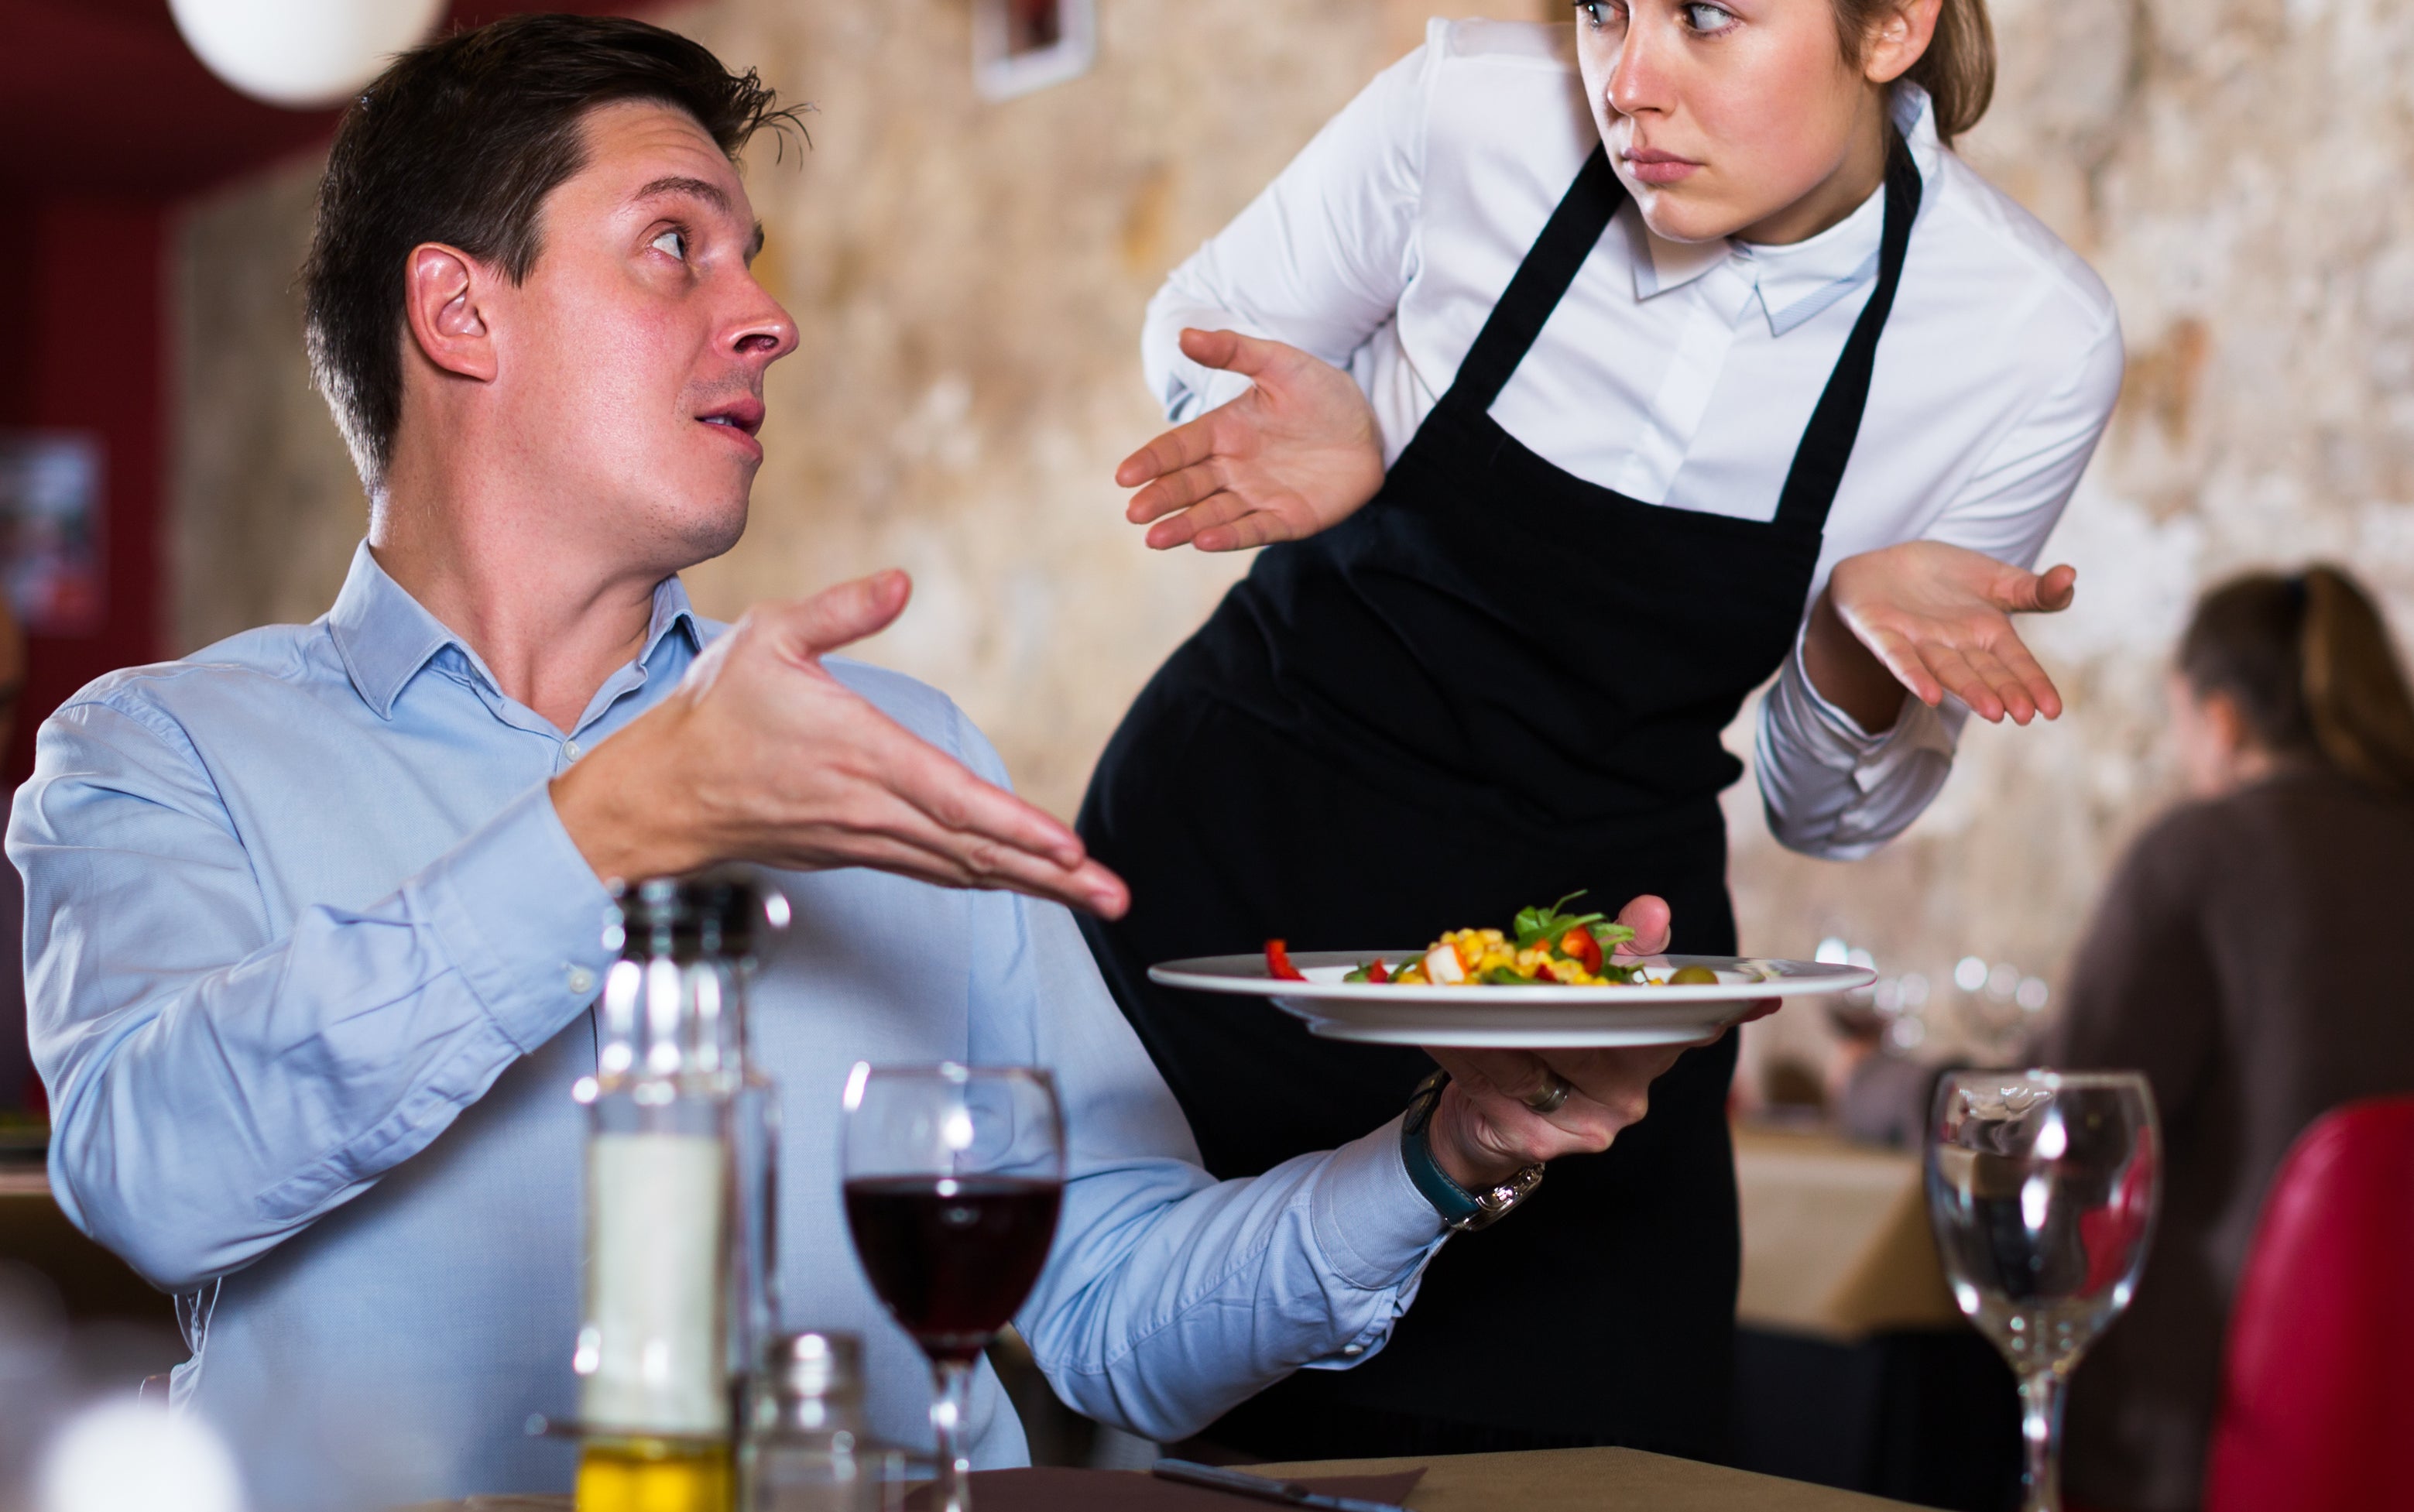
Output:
top-left (2043, 766), bottom-right (2414, 1511)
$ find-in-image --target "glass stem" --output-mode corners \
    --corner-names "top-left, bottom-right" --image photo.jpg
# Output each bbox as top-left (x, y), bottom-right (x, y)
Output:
top-left (930, 1356), bottom-right (976, 1512)
top-left (2017, 1366), bottom-right (2067, 1512)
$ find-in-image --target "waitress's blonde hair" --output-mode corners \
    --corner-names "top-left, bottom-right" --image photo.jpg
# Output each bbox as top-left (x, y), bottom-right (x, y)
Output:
top-left (1833, 0), bottom-right (1996, 145)
top-left (2179, 566), bottom-right (2414, 797)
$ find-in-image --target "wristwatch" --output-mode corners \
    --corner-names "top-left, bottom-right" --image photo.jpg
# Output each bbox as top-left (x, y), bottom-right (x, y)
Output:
top-left (1401, 1069), bottom-right (1545, 1232)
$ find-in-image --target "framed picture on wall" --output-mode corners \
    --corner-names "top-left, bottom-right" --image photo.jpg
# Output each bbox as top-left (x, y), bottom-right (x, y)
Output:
top-left (973, 0), bottom-right (1096, 101)
top-left (0, 431), bottom-right (104, 636)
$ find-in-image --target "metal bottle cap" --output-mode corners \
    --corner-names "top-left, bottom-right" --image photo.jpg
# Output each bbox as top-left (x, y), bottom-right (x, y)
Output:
top-left (608, 869), bottom-right (788, 962)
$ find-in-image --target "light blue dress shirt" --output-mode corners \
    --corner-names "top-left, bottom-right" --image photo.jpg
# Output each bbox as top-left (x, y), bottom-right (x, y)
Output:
top-left (11, 543), bottom-right (1446, 1511)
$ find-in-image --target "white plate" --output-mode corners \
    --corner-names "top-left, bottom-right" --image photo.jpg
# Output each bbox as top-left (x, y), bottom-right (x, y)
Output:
top-left (1147, 951), bottom-right (1877, 1047)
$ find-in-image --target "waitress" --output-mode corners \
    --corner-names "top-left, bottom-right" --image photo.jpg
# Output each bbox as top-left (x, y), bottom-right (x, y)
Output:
top-left (1078, 0), bottom-right (2122, 1462)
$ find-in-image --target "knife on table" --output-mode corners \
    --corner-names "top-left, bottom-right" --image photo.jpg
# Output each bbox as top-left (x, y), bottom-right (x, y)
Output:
top-left (1150, 1458), bottom-right (1413, 1512)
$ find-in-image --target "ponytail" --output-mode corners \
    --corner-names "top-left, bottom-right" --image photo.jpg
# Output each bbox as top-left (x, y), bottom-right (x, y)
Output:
top-left (2299, 567), bottom-right (2414, 794)
top-left (1833, 0), bottom-right (1997, 146)
top-left (2178, 565), bottom-right (2414, 797)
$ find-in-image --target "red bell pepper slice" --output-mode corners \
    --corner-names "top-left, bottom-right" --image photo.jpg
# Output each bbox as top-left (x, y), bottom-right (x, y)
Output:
top-left (1366, 958), bottom-right (1389, 983)
top-left (1265, 939), bottom-right (1308, 981)
top-left (1560, 927), bottom-right (1604, 975)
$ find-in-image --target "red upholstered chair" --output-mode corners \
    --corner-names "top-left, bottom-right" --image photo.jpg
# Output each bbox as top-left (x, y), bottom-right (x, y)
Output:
top-left (2203, 1095), bottom-right (2414, 1512)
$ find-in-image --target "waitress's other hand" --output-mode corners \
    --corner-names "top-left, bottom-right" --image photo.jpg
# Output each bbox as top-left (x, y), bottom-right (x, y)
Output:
top-left (1418, 894), bottom-right (1774, 1191)
top-left (1116, 328), bottom-right (1386, 552)
top-left (1812, 540), bottom-right (2078, 729)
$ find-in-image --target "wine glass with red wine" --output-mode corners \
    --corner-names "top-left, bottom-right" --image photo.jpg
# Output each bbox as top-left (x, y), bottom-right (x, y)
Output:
top-left (840, 1063), bottom-right (1066, 1512)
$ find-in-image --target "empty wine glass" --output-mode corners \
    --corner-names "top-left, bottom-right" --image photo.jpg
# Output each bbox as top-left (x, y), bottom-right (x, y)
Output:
top-left (1927, 1070), bottom-right (2159, 1512)
top-left (840, 1065), bottom-right (1065, 1512)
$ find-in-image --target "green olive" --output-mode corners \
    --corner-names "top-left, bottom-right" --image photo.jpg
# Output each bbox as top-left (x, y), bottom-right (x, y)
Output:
top-left (1665, 965), bottom-right (1720, 986)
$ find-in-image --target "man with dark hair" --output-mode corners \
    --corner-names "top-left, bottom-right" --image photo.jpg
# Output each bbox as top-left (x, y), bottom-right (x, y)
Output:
top-left (10, 16), bottom-right (1689, 1509)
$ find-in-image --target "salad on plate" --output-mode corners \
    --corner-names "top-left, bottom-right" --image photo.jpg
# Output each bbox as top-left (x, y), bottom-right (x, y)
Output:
top-left (1262, 893), bottom-right (1723, 989)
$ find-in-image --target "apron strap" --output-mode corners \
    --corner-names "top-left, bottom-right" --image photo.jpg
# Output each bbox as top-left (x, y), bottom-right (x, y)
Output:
top-left (1442, 143), bottom-right (1626, 416)
top-left (1439, 132), bottom-right (1926, 535)
top-left (1772, 133), bottom-right (1924, 530)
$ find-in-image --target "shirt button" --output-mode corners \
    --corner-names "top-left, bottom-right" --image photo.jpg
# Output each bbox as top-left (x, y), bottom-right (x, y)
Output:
top-left (567, 966), bottom-right (597, 996)
top-left (1340, 1343), bottom-right (1366, 1358)
top-left (564, 740), bottom-right (584, 761)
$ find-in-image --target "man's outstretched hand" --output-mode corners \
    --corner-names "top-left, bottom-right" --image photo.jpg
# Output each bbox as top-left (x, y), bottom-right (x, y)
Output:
top-left (551, 570), bottom-right (1130, 918)
top-left (1420, 894), bottom-right (1778, 1192)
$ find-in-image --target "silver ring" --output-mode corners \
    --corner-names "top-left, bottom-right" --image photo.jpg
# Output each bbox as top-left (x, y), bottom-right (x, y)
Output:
top-left (1521, 1072), bottom-right (1572, 1116)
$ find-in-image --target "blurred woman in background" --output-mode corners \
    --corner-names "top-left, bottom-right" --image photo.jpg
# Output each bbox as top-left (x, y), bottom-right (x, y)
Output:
top-left (2045, 565), bottom-right (2414, 1512)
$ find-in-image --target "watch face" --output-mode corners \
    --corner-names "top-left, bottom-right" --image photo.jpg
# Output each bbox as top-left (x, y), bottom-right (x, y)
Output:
top-left (1460, 1166), bottom-right (1545, 1232)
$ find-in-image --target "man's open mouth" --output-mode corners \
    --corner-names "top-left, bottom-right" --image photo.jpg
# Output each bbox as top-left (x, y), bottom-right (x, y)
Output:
top-left (697, 398), bottom-right (765, 437)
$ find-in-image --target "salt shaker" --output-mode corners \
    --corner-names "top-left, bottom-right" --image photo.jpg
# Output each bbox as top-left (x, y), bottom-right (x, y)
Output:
top-left (748, 1332), bottom-right (901, 1512)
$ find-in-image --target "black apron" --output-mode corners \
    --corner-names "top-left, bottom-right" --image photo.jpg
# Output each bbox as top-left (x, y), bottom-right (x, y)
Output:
top-left (1076, 140), bottom-right (1922, 1459)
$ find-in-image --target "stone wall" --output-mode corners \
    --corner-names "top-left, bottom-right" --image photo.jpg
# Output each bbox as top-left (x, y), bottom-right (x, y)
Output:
top-left (172, 0), bottom-right (2414, 1064)
top-left (174, 0), bottom-right (1536, 803)
top-left (1727, 0), bottom-right (2414, 1076)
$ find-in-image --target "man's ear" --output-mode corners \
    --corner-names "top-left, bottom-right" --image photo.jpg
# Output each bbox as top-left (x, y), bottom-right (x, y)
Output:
top-left (402, 243), bottom-right (496, 382)
top-left (1861, 0), bottom-right (1942, 87)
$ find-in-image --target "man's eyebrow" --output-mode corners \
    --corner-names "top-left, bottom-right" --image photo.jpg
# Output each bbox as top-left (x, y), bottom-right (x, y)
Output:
top-left (634, 174), bottom-right (732, 214)
top-left (634, 173), bottom-right (766, 261)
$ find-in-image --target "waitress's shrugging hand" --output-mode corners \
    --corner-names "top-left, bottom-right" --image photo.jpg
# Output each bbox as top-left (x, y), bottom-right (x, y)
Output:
top-left (550, 570), bottom-right (1130, 919)
top-left (1809, 540), bottom-right (2080, 730)
top-left (1118, 327), bottom-right (1386, 551)
top-left (1419, 895), bottom-right (1777, 1192)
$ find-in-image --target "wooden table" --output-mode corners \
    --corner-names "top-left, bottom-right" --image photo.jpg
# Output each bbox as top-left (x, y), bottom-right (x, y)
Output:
top-left (1256, 1448), bottom-right (1925, 1508)
top-left (417, 1447), bottom-right (1926, 1510)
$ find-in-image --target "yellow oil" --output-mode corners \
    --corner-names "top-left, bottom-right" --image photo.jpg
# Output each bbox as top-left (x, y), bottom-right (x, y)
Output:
top-left (576, 1438), bottom-right (734, 1512)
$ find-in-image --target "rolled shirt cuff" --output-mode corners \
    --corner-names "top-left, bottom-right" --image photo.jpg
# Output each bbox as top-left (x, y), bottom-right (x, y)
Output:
top-left (1772, 624), bottom-right (1959, 790)
top-left (416, 782), bottom-right (622, 1054)
top-left (1309, 1113), bottom-right (1449, 1291)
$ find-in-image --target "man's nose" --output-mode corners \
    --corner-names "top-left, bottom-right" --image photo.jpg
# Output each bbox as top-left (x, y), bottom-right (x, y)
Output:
top-left (728, 273), bottom-right (799, 364)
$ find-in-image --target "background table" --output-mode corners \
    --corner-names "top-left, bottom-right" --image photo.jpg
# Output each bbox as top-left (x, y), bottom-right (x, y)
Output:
top-left (0, 1162), bottom-right (178, 1326)
top-left (1728, 1122), bottom-right (2018, 1510)
top-left (1732, 1123), bottom-right (1960, 1339)
top-left (413, 1446), bottom-right (1930, 1510)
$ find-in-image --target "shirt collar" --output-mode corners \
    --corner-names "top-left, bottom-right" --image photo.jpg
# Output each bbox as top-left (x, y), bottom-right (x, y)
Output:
top-left (1628, 84), bottom-right (1938, 337)
top-left (325, 540), bottom-right (703, 721)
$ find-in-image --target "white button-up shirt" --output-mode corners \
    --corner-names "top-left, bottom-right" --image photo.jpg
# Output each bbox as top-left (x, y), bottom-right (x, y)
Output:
top-left (1147, 20), bottom-right (2124, 859)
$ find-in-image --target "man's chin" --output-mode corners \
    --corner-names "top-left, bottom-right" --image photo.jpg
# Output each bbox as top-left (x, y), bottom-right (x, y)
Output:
top-left (674, 504), bottom-right (750, 567)
top-left (646, 489), bottom-right (752, 571)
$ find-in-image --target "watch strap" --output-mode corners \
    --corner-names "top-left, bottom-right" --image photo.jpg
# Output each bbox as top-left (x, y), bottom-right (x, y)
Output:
top-left (1401, 1069), bottom-right (1545, 1233)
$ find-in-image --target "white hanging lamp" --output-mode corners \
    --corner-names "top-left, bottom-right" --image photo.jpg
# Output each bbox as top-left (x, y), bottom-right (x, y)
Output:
top-left (169, 0), bottom-right (448, 110)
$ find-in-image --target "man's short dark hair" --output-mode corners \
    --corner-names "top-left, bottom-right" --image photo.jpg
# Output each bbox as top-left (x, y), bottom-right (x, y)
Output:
top-left (301, 15), bottom-right (804, 492)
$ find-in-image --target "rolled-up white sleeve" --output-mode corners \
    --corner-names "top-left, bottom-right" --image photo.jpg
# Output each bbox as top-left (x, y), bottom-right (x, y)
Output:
top-left (1143, 35), bottom-right (1433, 425)
top-left (1757, 629), bottom-right (1963, 860)
top-left (1755, 307), bottom-right (2123, 858)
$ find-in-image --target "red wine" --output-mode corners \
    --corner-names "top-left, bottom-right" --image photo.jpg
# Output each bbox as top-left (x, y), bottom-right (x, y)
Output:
top-left (843, 1175), bottom-right (1065, 1362)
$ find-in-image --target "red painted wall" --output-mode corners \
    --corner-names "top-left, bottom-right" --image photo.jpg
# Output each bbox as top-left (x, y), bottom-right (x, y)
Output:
top-left (1, 201), bottom-right (165, 785)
